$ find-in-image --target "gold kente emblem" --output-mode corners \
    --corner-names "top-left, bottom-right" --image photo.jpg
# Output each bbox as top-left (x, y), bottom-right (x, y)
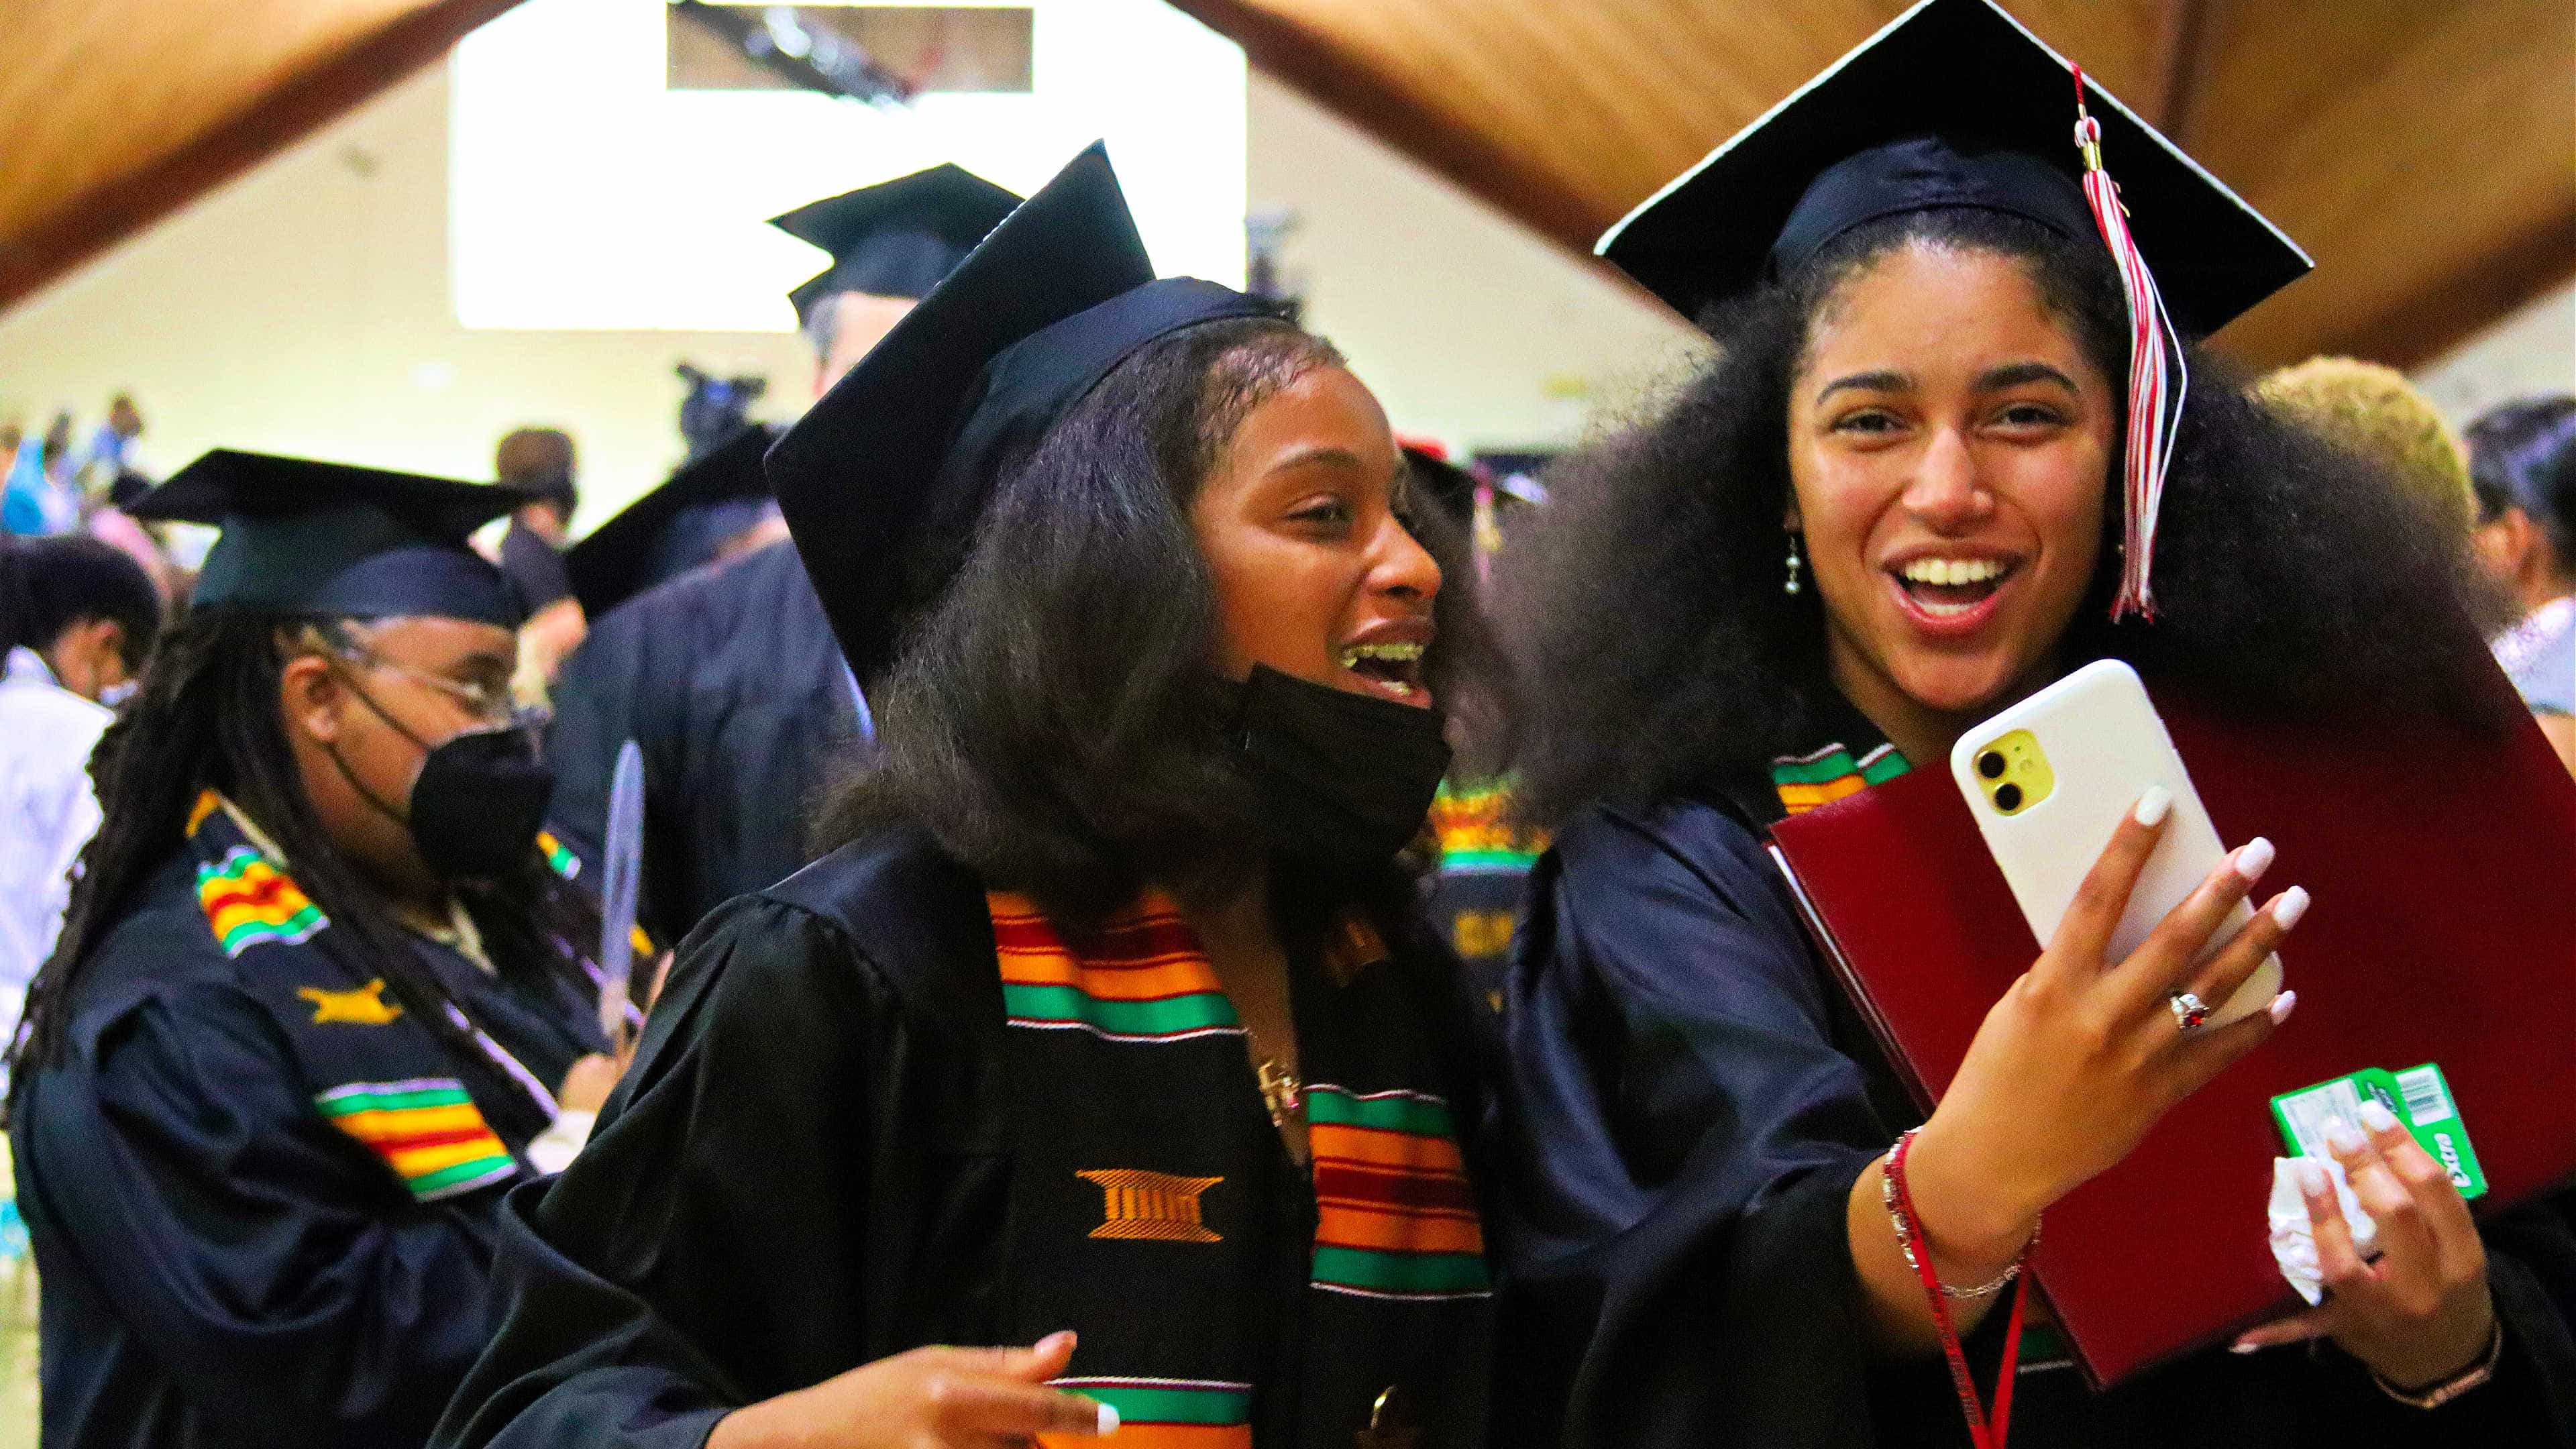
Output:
top-left (299, 979), bottom-right (403, 1026)
top-left (1077, 1169), bottom-right (1222, 1242)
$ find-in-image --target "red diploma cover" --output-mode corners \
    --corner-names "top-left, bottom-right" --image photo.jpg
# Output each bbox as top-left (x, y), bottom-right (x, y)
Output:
top-left (1768, 679), bottom-right (2576, 1387)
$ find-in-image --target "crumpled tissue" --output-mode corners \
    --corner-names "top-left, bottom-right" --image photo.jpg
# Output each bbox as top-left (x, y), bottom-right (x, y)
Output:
top-left (2268, 1157), bottom-right (2379, 1305)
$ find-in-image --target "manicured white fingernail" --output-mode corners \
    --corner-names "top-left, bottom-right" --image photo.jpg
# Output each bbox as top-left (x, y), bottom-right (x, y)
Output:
top-left (2324, 1117), bottom-right (2365, 1155)
top-left (2358, 1098), bottom-right (2401, 1134)
top-left (2231, 1338), bottom-right (2262, 1354)
top-left (1097, 1402), bottom-right (1122, 1436)
top-left (2133, 786), bottom-right (2173, 826)
top-left (2267, 990), bottom-right (2298, 1026)
top-left (2233, 837), bottom-right (2275, 883)
top-left (2296, 1159), bottom-right (2332, 1195)
top-left (2270, 886), bottom-right (2309, 931)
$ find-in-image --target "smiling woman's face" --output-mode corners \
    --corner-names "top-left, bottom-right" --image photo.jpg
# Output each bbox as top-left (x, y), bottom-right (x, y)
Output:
top-left (1787, 241), bottom-right (2114, 734)
top-left (1191, 362), bottom-right (1442, 708)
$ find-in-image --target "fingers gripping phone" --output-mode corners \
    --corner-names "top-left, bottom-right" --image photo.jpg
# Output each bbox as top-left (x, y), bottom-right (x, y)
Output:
top-left (1950, 659), bottom-right (2284, 1028)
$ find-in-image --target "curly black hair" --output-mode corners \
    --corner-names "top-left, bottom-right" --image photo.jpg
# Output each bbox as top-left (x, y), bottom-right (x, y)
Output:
top-left (818, 317), bottom-right (1490, 922)
top-left (8, 610), bottom-right (602, 1140)
top-left (1500, 207), bottom-right (2513, 828)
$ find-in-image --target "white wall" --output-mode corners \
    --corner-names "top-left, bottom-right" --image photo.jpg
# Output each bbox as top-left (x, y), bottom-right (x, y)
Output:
top-left (0, 39), bottom-right (1699, 531)
top-left (2412, 281), bottom-right (2576, 427)
top-left (0, 62), bottom-right (814, 531)
top-left (1246, 71), bottom-right (1703, 452)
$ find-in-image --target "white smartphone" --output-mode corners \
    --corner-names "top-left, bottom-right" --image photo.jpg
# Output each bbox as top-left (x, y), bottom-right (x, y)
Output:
top-left (1948, 659), bottom-right (2282, 1028)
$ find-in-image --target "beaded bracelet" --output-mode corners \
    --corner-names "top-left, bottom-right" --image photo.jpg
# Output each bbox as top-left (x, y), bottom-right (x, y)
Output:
top-left (1880, 1128), bottom-right (2041, 1299)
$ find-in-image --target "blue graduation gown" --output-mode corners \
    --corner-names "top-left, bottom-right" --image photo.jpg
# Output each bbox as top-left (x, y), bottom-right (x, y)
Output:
top-left (10, 854), bottom-right (605, 1449)
top-left (1491, 790), bottom-right (2576, 1448)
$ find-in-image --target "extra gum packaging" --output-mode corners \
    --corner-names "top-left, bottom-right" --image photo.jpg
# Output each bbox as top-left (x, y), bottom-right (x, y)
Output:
top-left (2270, 1063), bottom-right (2486, 1199)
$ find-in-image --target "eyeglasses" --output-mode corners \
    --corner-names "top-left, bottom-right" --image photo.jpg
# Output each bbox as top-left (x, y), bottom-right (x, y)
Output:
top-left (311, 623), bottom-right (547, 733)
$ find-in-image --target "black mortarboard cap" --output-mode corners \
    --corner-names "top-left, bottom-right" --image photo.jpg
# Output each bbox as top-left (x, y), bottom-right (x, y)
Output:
top-left (770, 162), bottom-right (1024, 319)
top-left (767, 142), bottom-right (1274, 684)
top-left (564, 424), bottom-right (777, 617)
top-left (1599, 0), bottom-right (2310, 336)
top-left (131, 450), bottom-right (529, 626)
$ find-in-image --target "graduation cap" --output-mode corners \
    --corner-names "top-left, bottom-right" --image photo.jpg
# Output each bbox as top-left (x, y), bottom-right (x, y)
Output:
top-left (130, 449), bottom-right (529, 627)
top-left (770, 162), bottom-right (1025, 321)
top-left (1598, 0), bottom-right (2311, 619)
top-left (564, 425), bottom-right (777, 617)
top-left (767, 142), bottom-right (1275, 684)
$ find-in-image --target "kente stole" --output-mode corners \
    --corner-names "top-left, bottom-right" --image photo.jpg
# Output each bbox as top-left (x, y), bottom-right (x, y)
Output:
top-left (180, 790), bottom-right (576, 1201)
top-left (989, 889), bottom-right (1492, 1449)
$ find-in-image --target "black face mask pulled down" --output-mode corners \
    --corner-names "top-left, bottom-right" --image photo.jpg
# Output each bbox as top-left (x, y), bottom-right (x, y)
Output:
top-left (328, 680), bottom-right (557, 882)
top-left (1226, 665), bottom-right (1452, 867)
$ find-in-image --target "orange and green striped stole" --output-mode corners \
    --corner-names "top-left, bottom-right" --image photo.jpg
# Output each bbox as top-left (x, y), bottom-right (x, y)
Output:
top-left (1039, 1379), bottom-right (1252, 1448)
top-left (535, 830), bottom-right (582, 881)
top-left (533, 829), bottom-right (654, 959)
top-left (187, 792), bottom-right (327, 956)
top-left (1770, 741), bottom-right (1909, 816)
top-left (312, 1078), bottom-right (516, 1202)
top-left (991, 892), bottom-right (1244, 1044)
top-left (1307, 1086), bottom-right (1489, 1299)
top-left (1428, 780), bottom-right (1549, 874)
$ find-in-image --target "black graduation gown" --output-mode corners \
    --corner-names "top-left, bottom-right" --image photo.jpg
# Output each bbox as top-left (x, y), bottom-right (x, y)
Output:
top-left (543, 538), bottom-right (857, 946)
top-left (433, 826), bottom-right (1495, 1449)
top-left (9, 853), bottom-right (607, 1449)
top-left (1490, 790), bottom-right (2576, 1448)
top-left (497, 522), bottom-right (573, 613)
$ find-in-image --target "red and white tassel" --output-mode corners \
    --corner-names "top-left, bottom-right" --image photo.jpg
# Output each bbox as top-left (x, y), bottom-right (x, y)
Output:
top-left (2072, 67), bottom-right (2188, 621)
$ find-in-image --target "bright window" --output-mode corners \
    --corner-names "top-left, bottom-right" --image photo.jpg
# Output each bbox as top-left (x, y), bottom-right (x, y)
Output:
top-left (452, 0), bottom-right (1247, 331)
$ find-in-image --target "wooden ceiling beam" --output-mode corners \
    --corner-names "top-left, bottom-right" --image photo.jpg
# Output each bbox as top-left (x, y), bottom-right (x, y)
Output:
top-left (0, 0), bottom-right (525, 313)
top-left (2139, 0), bottom-right (2213, 140)
top-left (2308, 202), bottom-right (2576, 372)
top-left (1169, 0), bottom-right (1607, 252)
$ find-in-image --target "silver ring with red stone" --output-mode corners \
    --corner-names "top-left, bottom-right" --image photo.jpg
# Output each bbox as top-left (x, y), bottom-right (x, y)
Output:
top-left (2168, 991), bottom-right (2212, 1034)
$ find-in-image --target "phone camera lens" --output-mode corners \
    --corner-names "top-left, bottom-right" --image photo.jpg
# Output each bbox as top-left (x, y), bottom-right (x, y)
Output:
top-left (1977, 751), bottom-right (2007, 780)
top-left (1994, 782), bottom-right (2025, 812)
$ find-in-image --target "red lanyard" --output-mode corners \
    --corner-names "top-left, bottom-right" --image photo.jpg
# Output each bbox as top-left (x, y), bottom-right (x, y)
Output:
top-left (1888, 1130), bottom-right (2027, 1449)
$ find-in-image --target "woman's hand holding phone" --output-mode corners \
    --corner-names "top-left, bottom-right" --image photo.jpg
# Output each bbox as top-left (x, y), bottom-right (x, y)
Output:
top-left (1900, 788), bottom-right (2304, 1279)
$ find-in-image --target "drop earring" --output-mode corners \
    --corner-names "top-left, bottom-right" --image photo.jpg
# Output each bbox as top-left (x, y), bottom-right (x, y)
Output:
top-left (1784, 533), bottom-right (1805, 596)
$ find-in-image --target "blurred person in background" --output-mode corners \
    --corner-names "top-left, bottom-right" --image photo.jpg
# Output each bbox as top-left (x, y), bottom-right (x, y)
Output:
top-left (2467, 396), bottom-right (2576, 771)
top-left (543, 162), bottom-right (1018, 947)
top-left (1, 536), bottom-right (162, 1057)
top-left (3, 419), bottom-right (76, 537)
top-left (5, 452), bottom-right (627, 1449)
top-left (80, 393), bottom-right (146, 486)
top-left (2261, 364), bottom-right (2562, 785)
top-left (74, 395), bottom-right (183, 604)
top-left (493, 427), bottom-right (586, 692)
top-left (2257, 358), bottom-right (2478, 535)
top-left (1403, 444), bottom-right (1544, 1015)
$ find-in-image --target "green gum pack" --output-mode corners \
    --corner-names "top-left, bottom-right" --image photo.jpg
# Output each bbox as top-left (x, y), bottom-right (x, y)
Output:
top-left (2269, 1063), bottom-right (2487, 1200)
